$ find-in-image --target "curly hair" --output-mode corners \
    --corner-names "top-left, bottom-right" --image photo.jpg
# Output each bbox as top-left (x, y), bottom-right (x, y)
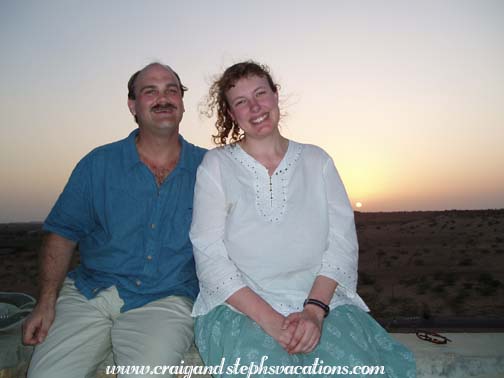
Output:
top-left (204, 61), bottom-right (278, 146)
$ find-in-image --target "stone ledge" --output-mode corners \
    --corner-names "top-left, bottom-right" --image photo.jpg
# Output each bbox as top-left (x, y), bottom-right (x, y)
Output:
top-left (392, 333), bottom-right (504, 378)
top-left (2, 328), bottom-right (504, 378)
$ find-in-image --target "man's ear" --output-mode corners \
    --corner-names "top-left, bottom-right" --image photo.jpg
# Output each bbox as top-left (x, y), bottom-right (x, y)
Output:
top-left (127, 99), bottom-right (136, 116)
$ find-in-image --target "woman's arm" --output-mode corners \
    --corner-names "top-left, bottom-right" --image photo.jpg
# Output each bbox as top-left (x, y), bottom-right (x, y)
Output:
top-left (317, 155), bottom-right (359, 296)
top-left (284, 276), bottom-right (337, 354)
top-left (227, 287), bottom-right (297, 349)
top-left (285, 152), bottom-right (359, 354)
top-left (190, 154), bottom-right (246, 313)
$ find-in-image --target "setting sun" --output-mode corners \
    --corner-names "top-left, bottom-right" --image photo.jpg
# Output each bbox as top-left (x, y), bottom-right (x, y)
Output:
top-left (355, 202), bottom-right (363, 209)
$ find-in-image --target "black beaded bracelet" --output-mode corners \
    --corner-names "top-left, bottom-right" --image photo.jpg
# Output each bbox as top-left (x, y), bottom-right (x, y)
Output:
top-left (303, 298), bottom-right (330, 318)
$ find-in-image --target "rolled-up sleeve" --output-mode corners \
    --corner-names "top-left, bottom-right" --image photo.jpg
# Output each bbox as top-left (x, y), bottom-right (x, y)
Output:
top-left (190, 152), bottom-right (246, 316)
top-left (318, 156), bottom-right (359, 298)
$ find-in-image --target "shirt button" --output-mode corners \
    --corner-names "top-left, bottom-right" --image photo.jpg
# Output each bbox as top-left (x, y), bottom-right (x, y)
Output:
top-left (147, 255), bottom-right (152, 261)
top-left (151, 223), bottom-right (156, 229)
top-left (136, 280), bottom-right (141, 286)
top-left (93, 288), bottom-right (99, 293)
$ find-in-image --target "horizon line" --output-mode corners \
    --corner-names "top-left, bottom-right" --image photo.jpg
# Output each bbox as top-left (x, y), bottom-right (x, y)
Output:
top-left (2, 208), bottom-right (504, 225)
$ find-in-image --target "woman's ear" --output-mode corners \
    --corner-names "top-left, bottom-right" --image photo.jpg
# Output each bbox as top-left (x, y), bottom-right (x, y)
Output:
top-left (227, 107), bottom-right (236, 122)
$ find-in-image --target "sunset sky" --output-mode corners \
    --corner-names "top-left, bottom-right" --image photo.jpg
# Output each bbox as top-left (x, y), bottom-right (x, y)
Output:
top-left (1, 1), bottom-right (503, 222)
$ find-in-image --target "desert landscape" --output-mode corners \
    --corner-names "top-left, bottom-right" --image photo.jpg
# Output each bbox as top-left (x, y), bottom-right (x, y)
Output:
top-left (355, 209), bottom-right (504, 328)
top-left (1, 209), bottom-right (503, 328)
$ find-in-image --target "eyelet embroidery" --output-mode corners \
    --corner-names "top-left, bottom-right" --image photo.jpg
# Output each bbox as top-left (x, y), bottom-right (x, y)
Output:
top-left (225, 142), bottom-right (303, 223)
top-left (278, 302), bottom-right (303, 313)
top-left (202, 272), bottom-right (242, 297)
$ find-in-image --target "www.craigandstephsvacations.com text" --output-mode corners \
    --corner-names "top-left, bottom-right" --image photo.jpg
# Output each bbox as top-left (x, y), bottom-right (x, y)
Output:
top-left (106, 356), bottom-right (386, 376)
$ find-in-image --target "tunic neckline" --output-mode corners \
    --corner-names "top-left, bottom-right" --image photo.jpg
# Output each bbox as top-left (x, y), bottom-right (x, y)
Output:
top-left (234, 140), bottom-right (291, 177)
top-left (225, 140), bottom-right (303, 223)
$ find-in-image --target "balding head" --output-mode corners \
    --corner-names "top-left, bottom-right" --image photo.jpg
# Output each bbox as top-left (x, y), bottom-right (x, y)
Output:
top-left (128, 62), bottom-right (187, 100)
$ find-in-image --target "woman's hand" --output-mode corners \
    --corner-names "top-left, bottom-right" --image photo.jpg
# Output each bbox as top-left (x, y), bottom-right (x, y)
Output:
top-left (258, 311), bottom-right (298, 349)
top-left (282, 305), bottom-right (325, 354)
top-left (226, 287), bottom-right (300, 350)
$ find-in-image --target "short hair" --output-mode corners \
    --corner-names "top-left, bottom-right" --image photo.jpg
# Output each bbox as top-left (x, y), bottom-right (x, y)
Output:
top-left (127, 63), bottom-right (187, 100)
top-left (203, 61), bottom-right (278, 146)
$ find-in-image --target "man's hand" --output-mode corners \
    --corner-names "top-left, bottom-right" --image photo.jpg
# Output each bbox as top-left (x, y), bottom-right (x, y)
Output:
top-left (22, 300), bottom-right (56, 345)
top-left (283, 305), bottom-right (325, 354)
top-left (22, 233), bottom-right (75, 345)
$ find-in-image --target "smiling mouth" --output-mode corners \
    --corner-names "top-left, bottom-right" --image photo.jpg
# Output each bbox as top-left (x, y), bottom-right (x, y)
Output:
top-left (250, 113), bottom-right (269, 124)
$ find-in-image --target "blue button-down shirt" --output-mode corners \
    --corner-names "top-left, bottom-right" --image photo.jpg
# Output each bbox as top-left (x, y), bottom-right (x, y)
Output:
top-left (44, 129), bottom-right (206, 311)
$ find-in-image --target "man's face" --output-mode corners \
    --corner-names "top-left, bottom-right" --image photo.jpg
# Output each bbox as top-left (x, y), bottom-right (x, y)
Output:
top-left (128, 64), bottom-right (185, 135)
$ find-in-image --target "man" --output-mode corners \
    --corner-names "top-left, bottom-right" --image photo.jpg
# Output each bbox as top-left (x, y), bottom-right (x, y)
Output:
top-left (23, 62), bottom-right (206, 378)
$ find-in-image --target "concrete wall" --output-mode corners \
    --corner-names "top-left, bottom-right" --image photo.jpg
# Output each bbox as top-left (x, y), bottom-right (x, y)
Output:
top-left (2, 327), bottom-right (504, 378)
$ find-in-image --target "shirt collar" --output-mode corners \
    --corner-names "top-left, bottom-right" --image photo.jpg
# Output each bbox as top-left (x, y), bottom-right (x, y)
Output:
top-left (177, 134), bottom-right (190, 172)
top-left (123, 128), bottom-right (191, 172)
top-left (123, 129), bottom-right (141, 170)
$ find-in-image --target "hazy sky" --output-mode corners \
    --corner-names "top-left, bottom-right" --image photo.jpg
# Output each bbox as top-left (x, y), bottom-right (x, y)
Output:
top-left (1, 0), bottom-right (503, 222)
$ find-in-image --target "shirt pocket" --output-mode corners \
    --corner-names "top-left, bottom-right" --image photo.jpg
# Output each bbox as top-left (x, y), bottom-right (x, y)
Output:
top-left (161, 206), bottom-right (193, 251)
top-left (103, 185), bottom-right (147, 240)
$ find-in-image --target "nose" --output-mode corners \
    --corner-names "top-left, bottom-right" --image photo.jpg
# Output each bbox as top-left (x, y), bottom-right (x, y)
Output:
top-left (249, 98), bottom-right (260, 112)
top-left (157, 91), bottom-right (170, 104)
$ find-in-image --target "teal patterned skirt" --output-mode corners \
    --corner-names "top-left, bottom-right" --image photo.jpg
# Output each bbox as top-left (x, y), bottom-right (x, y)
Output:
top-left (195, 305), bottom-right (415, 377)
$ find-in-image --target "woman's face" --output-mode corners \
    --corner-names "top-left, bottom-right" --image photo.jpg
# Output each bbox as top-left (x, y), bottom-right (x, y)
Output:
top-left (225, 75), bottom-right (280, 140)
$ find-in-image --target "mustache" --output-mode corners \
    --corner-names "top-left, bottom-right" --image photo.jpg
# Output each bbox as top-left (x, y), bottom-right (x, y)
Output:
top-left (151, 103), bottom-right (177, 111)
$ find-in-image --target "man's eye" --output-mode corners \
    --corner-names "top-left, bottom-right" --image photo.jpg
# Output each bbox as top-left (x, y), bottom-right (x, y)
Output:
top-left (145, 89), bottom-right (156, 95)
top-left (256, 90), bottom-right (266, 96)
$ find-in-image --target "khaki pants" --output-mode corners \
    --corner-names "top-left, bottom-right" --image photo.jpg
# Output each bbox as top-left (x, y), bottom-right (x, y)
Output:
top-left (28, 278), bottom-right (194, 378)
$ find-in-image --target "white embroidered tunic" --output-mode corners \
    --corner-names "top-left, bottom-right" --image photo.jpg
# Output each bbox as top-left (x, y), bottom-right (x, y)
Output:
top-left (190, 141), bottom-right (369, 317)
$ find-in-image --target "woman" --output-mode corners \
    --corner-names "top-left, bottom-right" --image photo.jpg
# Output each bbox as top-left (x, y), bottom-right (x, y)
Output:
top-left (190, 61), bottom-right (415, 377)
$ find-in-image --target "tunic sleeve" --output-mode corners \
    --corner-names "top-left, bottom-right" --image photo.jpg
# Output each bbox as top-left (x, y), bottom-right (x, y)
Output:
top-left (190, 152), bottom-right (246, 316)
top-left (318, 156), bottom-right (359, 299)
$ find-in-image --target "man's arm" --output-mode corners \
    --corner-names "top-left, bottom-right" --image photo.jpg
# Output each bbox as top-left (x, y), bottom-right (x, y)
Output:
top-left (22, 233), bottom-right (76, 345)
